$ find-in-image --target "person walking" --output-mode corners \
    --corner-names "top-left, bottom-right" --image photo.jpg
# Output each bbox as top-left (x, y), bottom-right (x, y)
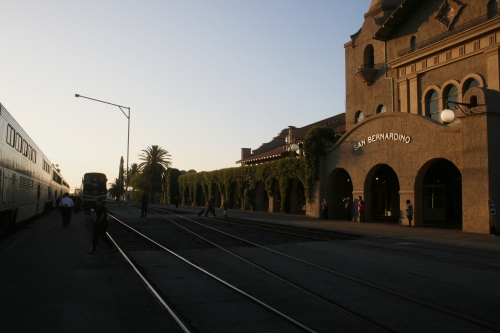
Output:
top-left (59, 193), bottom-right (74, 227)
top-left (141, 194), bottom-right (149, 218)
top-left (222, 200), bottom-right (229, 218)
top-left (89, 198), bottom-right (118, 254)
top-left (205, 196), bottom-right (216, 217)
top-left (358, 199), bottom-right (365, 223)
top-left (321, 198), bottom-right (329, 220)
top-left (343, 197), bottom-right (352, 221)
top-left (405, 199), bottom-right (413, 227)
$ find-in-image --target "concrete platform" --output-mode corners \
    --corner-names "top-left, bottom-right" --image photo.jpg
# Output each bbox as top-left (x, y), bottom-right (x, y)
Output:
top-left (151, 203), bottom-right (500, 251)
top-left (0, 209), bottom-right (181, 333)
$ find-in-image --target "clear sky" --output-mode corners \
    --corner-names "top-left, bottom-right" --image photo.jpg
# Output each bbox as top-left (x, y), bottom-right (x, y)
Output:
top-left (0, 0), bottom-right (372, 191)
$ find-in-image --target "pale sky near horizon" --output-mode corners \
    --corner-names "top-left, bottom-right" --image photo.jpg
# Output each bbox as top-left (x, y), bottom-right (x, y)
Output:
top-left (1, 0), bottom-right (372, 191)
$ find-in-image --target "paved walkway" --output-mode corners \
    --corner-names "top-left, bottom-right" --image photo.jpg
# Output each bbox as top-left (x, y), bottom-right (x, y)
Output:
top-left (0, 209), bottom-right (180, 333)
top-left (153, 203), bottom-right (500, 251)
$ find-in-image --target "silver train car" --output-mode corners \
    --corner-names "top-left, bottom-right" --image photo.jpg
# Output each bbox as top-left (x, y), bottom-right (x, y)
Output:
top-left (0, 102), bottom-right (70, 230)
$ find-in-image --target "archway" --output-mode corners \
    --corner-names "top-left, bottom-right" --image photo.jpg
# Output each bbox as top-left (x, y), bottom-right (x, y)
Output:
top-left (255, 181), bottom-right (269, 212)
top-left (421, 159), bottom-right (462, 227)
top-left (290, 179), bottom-right (306, 215)
top-left (369, 165), bottom-right (400, 222)
top-left (330, 169), bottom-right (353, 219)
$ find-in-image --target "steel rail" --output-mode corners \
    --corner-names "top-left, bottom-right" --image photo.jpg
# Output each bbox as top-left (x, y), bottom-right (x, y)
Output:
top-left (149, 208), bottom-right (395, 333)
top-left (152, 207), bottom-right (500, 333)
top-left (107, 214), bottom-right (318, 333)
top-left (85, 218), bottom-right (192, 333)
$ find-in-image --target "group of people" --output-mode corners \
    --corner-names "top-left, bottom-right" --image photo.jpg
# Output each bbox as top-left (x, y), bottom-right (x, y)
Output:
top-left (321, 196), bottom-right (413, 226)
top-left (202, 196), bottom-right (229, 218)
top-left (55, 193), bottom-right (117, 254)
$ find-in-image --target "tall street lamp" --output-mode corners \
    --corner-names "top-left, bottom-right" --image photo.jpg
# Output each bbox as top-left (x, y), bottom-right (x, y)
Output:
top-left (75, 94), bottom-right (130, 204)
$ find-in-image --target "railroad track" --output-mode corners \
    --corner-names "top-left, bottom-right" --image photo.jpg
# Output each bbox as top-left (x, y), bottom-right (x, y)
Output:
top-left (99, 213), bottom-right (322, 333)
top-left (135, 205), bottom-right (500, 333)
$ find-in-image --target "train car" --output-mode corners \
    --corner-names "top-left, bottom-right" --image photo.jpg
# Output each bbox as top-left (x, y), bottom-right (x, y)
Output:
top-left (81, 172), bottom-right (107, 209)
top-left (0, 102), bottom-right (70, 231)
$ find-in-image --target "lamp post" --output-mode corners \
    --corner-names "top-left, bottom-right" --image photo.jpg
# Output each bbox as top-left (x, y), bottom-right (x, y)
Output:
top-left (441, 100), bottom-right (476, 122)
top-left (75, 94), bottom-right (130, 205)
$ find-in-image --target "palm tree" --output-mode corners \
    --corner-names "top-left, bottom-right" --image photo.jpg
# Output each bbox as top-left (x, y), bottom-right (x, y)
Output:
top-left (138, 145), bottom-right (172, 202)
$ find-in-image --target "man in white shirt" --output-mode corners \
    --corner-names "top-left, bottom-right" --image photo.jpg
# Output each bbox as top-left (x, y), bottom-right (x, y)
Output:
top-left (59, 193), bottom-right (75, 227)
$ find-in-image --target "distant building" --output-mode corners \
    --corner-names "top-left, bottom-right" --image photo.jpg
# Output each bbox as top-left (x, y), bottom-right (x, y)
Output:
top-left (237, 114), bottom-right (345, 166)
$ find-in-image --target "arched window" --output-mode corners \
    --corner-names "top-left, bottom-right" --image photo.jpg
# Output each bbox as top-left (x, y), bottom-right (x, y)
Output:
top-left (464, 78), bottom-right (480, 93)
top-left (376, 105), bottom-right (386, 114)
top-left (426, 90), bottom-right (440, 121)
top-left (355, 111), bottom-right (364, 124)
top-left (410, 36), bottom-right (418, 51)
top-left (488, 0), bottom-right (498, 19)
top-left (364, 45), bottom-right (374, 69)
top-left (444, 85), bottom-right (459, 105)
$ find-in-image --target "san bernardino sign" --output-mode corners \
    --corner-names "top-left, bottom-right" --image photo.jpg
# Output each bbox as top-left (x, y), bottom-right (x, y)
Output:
top-left (354, 132), bottom-right (411, 151)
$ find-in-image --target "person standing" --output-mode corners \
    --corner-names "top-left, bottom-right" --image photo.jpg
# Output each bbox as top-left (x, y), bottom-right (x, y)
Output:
top-left (358, 199), bottom-right (365, 223)
top-left (59, 193), bottom-right (74, 227)
top-left (174, 196), bottom-right (179, 208)
top-left (343, 197), bottom-right (352, 221)
top-left (205, 196), bottom-right (216, 217)
top-left (405, 199), bottom-right (413, 227)
top-left (89, 198), bottom-right (117, 253)
top-left (141, 194), bottom-right (149, 218)
top-left (222, 200), bottom-right (229, 218)
top-left (321, 198), bottom-right (329, 220)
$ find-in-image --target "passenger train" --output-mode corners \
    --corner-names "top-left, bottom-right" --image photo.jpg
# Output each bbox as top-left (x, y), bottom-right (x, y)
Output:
top-left (0, 102), bottom-right (70, 231)
top-left (81, 172), bottom-right (107, 209)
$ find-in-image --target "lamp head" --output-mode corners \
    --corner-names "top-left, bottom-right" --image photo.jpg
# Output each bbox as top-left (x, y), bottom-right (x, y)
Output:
top-left (441, 108), bottom-right (456, 122)
top-left (75, 94), bottom-right (80, 98)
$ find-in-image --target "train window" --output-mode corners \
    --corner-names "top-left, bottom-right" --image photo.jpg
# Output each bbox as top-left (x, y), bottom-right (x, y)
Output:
top-left (32, 149), bottom-right (37, 163)
top-left (6, 125), bottom-right (15, 147)
top-left (15, 133), bottom-right (22, 152)
top-left (84, 175), bottom-right (91, 183)
top-left (22, 140), bottom-right (28, 156)
top-left (99, 175), bottom-right (106, 182)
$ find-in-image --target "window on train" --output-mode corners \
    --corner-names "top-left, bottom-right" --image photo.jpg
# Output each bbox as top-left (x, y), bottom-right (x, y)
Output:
top-left (6, 125), bottom-right (15, 147)
top-left (22, 140), bottom-right (28, 156)
top-left (15, 133), bottom-right (22, 152)
top-left (99, 175), bottom-right (106, 182)
top-left (84, 175), bottom-right (91, 183)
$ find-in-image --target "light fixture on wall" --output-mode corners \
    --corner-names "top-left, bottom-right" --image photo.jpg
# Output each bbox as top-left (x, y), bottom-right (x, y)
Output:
top-left (441, 100), bottom-right (477, 122)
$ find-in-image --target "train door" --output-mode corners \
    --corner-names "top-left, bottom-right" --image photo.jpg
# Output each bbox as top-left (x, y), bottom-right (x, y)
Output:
top-left (12, 173), bottom-right (18, 206)
top-left (3, 170), bottom-right (11, 206)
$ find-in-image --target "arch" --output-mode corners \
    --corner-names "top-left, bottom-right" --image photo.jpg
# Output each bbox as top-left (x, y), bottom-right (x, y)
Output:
top-left (355, 111), bottom-right (364, 124)
top-left (410, 35), bottom-right (418, 51)
top-left (425, 89), bottom-right (440, 121)
top-left (365, 164), bottom-right (400, 222)
top-left (255, 181), bottom-right (269, 212)
top-left (376, 104), bottom-right (386, 114)
top-left (443, 83), bottom-right (459, 121)
top-left (459, 73), bottom-right (484, 94)
top-left (363, 44), bottom-right (375, 69)
top-left (327, 168), bottom-right (354, 219)
top-left (290, 179), bottom-right (306, 214)
top-left (415, 159), bottom-right (462, 228)
top-left (488, 0), bottom-right (498, 19)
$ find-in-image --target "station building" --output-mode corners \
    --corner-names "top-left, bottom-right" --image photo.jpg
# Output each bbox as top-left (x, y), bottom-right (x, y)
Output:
top-left (325, 0), bottom-right (500, 234)
top-left (239, 0), bottom-right (500, 234)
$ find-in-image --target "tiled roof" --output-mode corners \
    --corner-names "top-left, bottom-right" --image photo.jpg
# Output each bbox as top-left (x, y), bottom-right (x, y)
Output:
top-left (236, 146), bottom-right (287, 164)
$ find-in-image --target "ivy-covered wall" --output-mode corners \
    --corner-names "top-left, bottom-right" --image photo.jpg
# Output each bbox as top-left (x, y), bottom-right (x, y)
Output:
top-left (177, 127), bottom-right (337, 213)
